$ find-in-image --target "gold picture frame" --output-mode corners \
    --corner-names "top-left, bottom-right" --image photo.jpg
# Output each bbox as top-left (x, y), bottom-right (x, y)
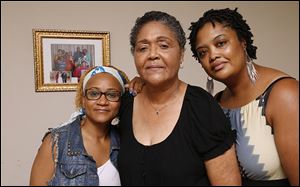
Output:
top-left (33, 29), bottom-right (110, 92)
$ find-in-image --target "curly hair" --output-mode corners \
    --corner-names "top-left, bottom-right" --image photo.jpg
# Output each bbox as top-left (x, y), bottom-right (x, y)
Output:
top-left (188, 8), bottom-right (257, 62)
top-left (130, 10), bottom-right (186, 53)
top-left (74, 65), bottom-right (129, 110)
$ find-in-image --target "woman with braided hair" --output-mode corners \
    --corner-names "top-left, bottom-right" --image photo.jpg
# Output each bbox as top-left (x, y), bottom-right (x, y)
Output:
top-left (188, 8), bottom-right (298, 186)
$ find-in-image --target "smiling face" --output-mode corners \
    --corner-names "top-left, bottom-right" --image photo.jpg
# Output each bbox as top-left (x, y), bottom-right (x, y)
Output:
top-left (195, 22), bottom-right (246, 82)
top-left (82, 73), bottom-right (121, 125)
top-left (133, 21), bottom-right (184, 86)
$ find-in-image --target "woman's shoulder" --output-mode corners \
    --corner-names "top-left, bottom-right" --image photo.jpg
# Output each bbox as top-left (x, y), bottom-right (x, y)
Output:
top-left (186, 84), bottom-right (216, 103)
top-left (260, 66), bottom-right (290, 79)
top-left (187, 84), bottom-right (211, 96)
top-left (260, 67), bottom-right (298, 128)
top-left (44, 117), bottom-right (81, 140)
top-left (252, 66), bottom-right (293, 95)
top-left (259, 66), bottom-right (297, 93)
top-left (184, 84), bottom-right (223, 115)
top-left (51, 121), bottom-right (73, 133)
top-left (40, 124), bottom-right (69, 143)
top-left (265, 75), bottom-right (298, 101)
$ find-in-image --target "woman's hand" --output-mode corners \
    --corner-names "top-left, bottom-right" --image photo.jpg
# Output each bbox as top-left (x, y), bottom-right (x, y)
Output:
top-left (125, 76), bottom-right (145, 96)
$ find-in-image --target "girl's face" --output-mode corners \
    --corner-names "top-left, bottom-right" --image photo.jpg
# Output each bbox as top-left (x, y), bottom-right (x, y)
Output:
top-left (133, 21), bottom-right (184, 86)
top-left (195, 22), bottom-right (246, 82)
top-left (82, 73), bottom-right (121, 125)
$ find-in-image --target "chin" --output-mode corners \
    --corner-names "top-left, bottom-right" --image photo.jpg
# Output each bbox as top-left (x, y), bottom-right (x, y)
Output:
top-left (213, 71), bottom-right (230, 81)
top-left (148, 76), bottom-right (166, 84)
top-left (89, 116), bottom-right (111, 125)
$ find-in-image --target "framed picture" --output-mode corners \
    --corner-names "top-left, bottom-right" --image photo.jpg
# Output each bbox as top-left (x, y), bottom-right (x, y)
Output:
top-left (33, 29), bottom-right (110, 92)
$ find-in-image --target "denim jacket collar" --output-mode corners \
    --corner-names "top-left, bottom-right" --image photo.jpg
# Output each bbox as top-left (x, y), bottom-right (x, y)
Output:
top-left (67, 116), bottom-right (120, 157)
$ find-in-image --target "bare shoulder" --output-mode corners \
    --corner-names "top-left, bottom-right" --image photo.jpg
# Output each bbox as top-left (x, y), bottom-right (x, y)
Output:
top-left (267, 73), bottom-right (299, 108)
top-left (270, 77), bottom-right (299, 97)
top-left (30, 133), bottom-right (55, 185)
top-left (256, 65), bottom-right (296, 94)
top-left (40, 133), bottom-right (53, 151)
top-left (33, 133), bottom-right (54, 165)
top-left (259, 65), bottom-right (290, 79)
top-left (266, 76), bottom-right (299, 125)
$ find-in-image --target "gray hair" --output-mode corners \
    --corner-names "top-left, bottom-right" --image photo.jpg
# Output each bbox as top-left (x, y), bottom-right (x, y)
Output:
top-left (130, 10), bottom-right (186, 53)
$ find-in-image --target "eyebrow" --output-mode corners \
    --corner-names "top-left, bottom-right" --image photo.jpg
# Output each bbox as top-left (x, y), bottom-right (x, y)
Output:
top-left (136, 39), bottom-right (149, 45)
top-left (86, 87), bottom-right (120, 92)
top-left (136, 36), bottom-right (173, 45)
top-left (157, 36), bottom-right (173, 42)
top-left (196, 34), bottom-right (226, 50)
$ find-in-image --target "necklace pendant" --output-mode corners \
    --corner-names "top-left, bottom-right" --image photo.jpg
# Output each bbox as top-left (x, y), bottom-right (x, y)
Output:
top-left (156, 111), bottom-right (159, 115)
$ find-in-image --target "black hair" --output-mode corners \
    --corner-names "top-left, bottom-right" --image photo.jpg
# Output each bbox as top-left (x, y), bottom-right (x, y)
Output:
top-left (130, 10), bottom-right (186, 53)
top-left (188, 8), bottom-right (257, 62)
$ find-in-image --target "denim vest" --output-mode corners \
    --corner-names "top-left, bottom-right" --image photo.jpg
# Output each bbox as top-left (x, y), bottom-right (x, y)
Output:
top-left (47, 116), bottom-right (120, 186)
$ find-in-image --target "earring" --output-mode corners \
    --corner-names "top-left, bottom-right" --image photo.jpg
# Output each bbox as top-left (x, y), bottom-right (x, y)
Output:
top-left (79, 107), bottom-right (86, 115)
top-left (206, 76), bottom-right (214, 95)
top-left (111, 117), bottom-right (120, 126)
top-left (245, 49), bottom-right (258, 84)
top-left (180, 63), bottom-right (184, 69)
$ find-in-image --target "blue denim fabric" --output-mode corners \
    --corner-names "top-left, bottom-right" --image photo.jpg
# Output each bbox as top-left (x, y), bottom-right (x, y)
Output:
top-left (47, 116), bottom-right (120, 186)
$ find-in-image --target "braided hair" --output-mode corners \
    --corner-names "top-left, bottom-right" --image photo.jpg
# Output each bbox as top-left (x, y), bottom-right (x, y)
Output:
top-left (188, 8), bottom-right (257, 62)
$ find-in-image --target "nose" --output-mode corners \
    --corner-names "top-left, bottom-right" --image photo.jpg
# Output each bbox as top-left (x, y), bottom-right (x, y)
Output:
top-left (97, 93), bottom-right (108, 105)
top-left (209, 48), bottom-right (221, 63)
top-left (149, 45), bottom-right (159, 60)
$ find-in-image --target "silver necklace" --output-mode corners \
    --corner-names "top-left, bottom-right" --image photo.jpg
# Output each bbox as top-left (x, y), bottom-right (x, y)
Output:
top-left (149, 102), bottom-right (170, 116)
top-left (147, 83), bottom-right (180, 116)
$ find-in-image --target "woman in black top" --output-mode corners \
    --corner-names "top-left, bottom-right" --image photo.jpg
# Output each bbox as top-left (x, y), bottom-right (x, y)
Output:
top-left (118, 10), bottom-right (241, 186)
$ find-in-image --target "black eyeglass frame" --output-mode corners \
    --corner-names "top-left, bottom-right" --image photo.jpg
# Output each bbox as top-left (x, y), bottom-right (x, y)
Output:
top-left (84, 88), bottom-right (121, 102)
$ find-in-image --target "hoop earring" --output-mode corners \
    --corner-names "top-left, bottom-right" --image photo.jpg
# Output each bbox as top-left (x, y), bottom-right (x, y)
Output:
top-left (206, 76), bottom-right (214, 95)
top-left (245, 49), bottom-right (258, 84)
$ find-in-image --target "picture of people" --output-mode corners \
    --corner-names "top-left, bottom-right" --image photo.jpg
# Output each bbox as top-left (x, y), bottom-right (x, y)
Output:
top-left (50, 71), bottom-right (72, 84)
top-left (51, 44), bottom-right (95, 83)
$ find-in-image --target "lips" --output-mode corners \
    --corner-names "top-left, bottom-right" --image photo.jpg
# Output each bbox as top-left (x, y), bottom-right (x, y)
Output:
top-left (146, 64), bottom-right (164, 69)
top-left (145, 64), bottom-right (165, 73)
top-left (94, 108), bottom-right (109, 113)
top-left (211, 61), bottom-right (226, 71)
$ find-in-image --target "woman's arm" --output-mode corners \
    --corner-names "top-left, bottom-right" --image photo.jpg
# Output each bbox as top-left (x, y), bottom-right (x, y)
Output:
top-left (205, 145), bottom-right (241, 185)
top-left (29, 134), bottom-right (55, 186)
top-left (267, 78), bottom-right (299, 186)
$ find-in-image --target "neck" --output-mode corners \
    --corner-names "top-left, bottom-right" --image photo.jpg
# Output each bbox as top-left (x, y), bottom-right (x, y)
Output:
top-left (143, 80), bottom-right (182, 116)
top-left (144, 79), bottom-right (182, 104)
top-left (224, 65), bottom-right (259, 96)
top-left (81, 118), bottom-right (110, 141)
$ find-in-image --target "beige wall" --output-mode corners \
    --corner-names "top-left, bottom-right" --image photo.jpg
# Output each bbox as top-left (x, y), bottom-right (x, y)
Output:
top-left (1, 1), bottom-right (298, 185)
